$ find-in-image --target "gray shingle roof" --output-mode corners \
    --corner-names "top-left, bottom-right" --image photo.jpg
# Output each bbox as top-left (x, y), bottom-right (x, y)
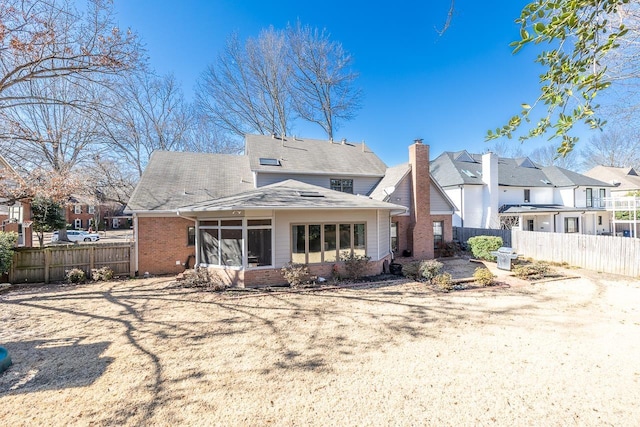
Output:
top-left (178, 179), bottom-right (408, 213)
top-left (245, 134), bottom-right (387, 176)
top-left (126, 151), bottom-right (254, 212)
top-left (431, 151), bottom-right (613, 188)
top-left (369, 163), bottom-right (410, 201)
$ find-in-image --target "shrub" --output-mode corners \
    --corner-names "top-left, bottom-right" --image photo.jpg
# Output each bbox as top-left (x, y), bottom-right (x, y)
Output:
top-left (66, 268), bottom-right (86, 284)
top-left (281, 262), bottom-right (312, 288)
top-left (433, 272), bottom-right (453, 291)
top-left (0, 231), bottom-right (18, 274)
top-left (419, 259), bottom-right (443, 282)
top-left (401, 261), bottom-right (422, 280)
top-left (435, 241), bottom-right (457, 257)
top-left (340, 251), bottom-right (371, 280)
top-left (91, 266), bottom-right (114, 282)
top-left (467, 236), bottom-right (503, 261)
top-left (181, 268), bottom-right (226, 290)
top-left (513, 261), bottom-right (551, 280)
top-left (473, 267), bottom-right (495, 286)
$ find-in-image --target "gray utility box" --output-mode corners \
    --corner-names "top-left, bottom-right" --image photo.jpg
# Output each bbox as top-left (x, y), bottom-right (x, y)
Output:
top-left (491, 247), bottom-right (519, 271)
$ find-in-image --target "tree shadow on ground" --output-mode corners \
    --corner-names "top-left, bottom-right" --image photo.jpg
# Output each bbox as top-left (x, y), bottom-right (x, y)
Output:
top-left (0, 338), bottom-right (113, 394)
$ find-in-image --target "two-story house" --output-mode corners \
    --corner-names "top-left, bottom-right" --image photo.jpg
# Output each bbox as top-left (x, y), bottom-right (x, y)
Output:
top-left (126, 135), bottom-right (455, 287)
top-left (584, 165), bottom-right (640, 237)
top-left (0, 155), bottom-right (33, 247)
top-left (431, 151), bottom-right (614, 235)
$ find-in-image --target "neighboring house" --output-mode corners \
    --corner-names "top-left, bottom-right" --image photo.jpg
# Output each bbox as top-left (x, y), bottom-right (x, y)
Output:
top-left (431, 150), bottom-right (614, 235)
top-left (0, 155), bottom-right (33, 247)
top-left (66, 196), bottom-right (130, 231)
top-left (126, 135), bottom-right (455, 287)
top-left (66, 195), bottom-right (98, 231)
top-left (584, 166), bottom-right (640, 237)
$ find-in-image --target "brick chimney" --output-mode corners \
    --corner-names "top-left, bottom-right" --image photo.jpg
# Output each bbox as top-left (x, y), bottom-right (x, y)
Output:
top-left (409, 139), bottom-right (434, 259)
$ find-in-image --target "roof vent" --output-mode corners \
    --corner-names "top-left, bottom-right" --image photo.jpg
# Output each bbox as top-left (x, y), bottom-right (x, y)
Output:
top-left (298, 191), bottom-right (324, 198)
top-left (341, 138), bottom-right (347, 144)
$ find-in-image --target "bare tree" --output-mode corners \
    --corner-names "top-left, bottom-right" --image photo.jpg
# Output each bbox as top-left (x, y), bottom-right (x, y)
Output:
top-left (183, 113), bottom-right (243, 154)
top-left (196, 24), bottom-right (361, 142)
top-left (529, 144), bottom-right (580, 171)
top-left (101, 72), bottom-right (192, 176)
top-left (287, 22), bottom-right (362, 140)
top-left (485, 140), bottom-right (526, 158)
top-left (580, 127), bottom-right (640, 171)
top-left (0, 0), bottom-right (139, 112)
top-left (196, 30), bottom-right (291, 140)
top-left (0, 75), bottom-right (105, 174)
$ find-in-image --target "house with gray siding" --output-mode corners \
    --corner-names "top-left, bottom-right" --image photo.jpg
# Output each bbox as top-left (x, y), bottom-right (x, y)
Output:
top-left (126, 134), bottom-right (455, 287)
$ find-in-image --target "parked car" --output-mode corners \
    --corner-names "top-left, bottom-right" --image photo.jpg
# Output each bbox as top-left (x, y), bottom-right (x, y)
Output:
top-left (51, 230), bottom-right (100, 243)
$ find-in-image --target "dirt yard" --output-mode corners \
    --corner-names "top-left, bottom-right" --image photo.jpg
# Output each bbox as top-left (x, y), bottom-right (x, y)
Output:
top-left (1, 260), bottom-right (639, 426)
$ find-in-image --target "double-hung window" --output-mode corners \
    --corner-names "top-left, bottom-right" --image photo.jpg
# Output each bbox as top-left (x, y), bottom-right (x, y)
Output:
top-left (330, 179), bottom-right (354, 194)
top-left (586, 188), bottom-right (593, 208)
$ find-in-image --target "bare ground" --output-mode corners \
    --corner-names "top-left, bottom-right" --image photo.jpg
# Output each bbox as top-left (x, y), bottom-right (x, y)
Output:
top-left (1, 260), bottom-right (640, 426)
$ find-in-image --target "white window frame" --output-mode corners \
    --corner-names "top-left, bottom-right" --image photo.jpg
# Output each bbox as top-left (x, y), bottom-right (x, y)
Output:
top-left (74, 204), bottom-right (82, 214)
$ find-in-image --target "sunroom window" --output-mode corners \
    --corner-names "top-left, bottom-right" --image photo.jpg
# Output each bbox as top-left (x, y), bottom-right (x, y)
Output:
top-left (291, 222), bottom-right (366, 263)
top-left (199, 219), bottom-right (272, 268)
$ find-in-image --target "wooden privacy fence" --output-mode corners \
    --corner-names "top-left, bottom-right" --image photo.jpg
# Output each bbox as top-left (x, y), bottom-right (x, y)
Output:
top-left (453, 227), bottom-right (512, 247)
top-left (9, 243), bottom-right (134, 284)
top-left (512, 230), bottom-right (640, 277)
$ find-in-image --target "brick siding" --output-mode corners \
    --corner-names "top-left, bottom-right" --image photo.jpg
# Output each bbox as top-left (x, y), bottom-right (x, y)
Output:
top-left (137, 216), bottom-right (195, 275)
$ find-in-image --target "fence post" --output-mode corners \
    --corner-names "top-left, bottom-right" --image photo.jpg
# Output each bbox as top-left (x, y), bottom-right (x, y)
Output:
top-left (89, 246), bottom-right (95, 272)
top-left (44, 248), bottom-right (50, 284)
top-left (129, 243), bottom-right (135, 278)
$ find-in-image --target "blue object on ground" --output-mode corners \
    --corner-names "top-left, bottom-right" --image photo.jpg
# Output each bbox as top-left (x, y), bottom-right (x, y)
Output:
top-left (0, 346), bottom-right (12, 374)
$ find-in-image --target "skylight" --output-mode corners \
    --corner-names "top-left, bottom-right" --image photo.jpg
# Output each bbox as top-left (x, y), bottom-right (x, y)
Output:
top-left (462, 169), bottom-right (476, 178)
top-left (259, 158), bottom-right (280, 166)
top-left (540, 179), bottom-right (552, 185)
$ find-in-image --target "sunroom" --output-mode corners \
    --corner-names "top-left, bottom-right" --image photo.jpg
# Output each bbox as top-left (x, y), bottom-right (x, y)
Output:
top-left (176, 180), bottom-right (407, 287)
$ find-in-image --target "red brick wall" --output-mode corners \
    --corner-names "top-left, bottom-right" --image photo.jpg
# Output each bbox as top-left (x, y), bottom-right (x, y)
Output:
top-left (216, 255), bottom-right (392, 288)
top-left (432, 214), bottom-right (453, 243)
top-left (66, 205), bottom-right (95, 229)
top-left (409, 141), bottom-right (434, 259)
top-left (392, 215), bottom-right (412, 256)
top-left (137, 216), bottom-right (195, 275)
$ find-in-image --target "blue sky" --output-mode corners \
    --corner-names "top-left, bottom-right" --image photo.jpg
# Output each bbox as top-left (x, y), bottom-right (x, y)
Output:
top-left (111, 1), bottom-right (566, 166)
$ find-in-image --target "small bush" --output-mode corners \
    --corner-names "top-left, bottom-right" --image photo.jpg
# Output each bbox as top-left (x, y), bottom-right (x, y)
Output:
top-left (91, 266), bottom-right (114, 282)
top-left (181, 268), bottom-right (226, 290)
top-left (340, 251), bottom-right (371, 280)
top-left (0, 231), bottom-right (17, 274)
top-left (66, 268), bottom-right (86, 284)
top-left (401, 261), bottom-right (422, 280)
top-left (433, 272), bottom-right (453, 291)
top-left (473, 267), bottom-right (495, 286)
top-left (513, 261), bottom-right (552, 280)
top-left (281, 262), bottom-right (313, 288)
top-left (435, 241), bottom-right (457, 257)
top-left (467, 236), bottom-right (503, 261)
top-left (419, 259), bottom-right (443, 282)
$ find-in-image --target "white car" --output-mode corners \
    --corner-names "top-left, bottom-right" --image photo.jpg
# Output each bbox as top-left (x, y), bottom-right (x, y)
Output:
top-left (51, 230), bottom-right (101, 243)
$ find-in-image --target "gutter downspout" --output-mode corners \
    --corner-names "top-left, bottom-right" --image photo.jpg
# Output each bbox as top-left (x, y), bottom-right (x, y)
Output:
top-left (459, 185), bottom-right (464, 228)
top-left (133, 213), bottom-right (138, 275)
